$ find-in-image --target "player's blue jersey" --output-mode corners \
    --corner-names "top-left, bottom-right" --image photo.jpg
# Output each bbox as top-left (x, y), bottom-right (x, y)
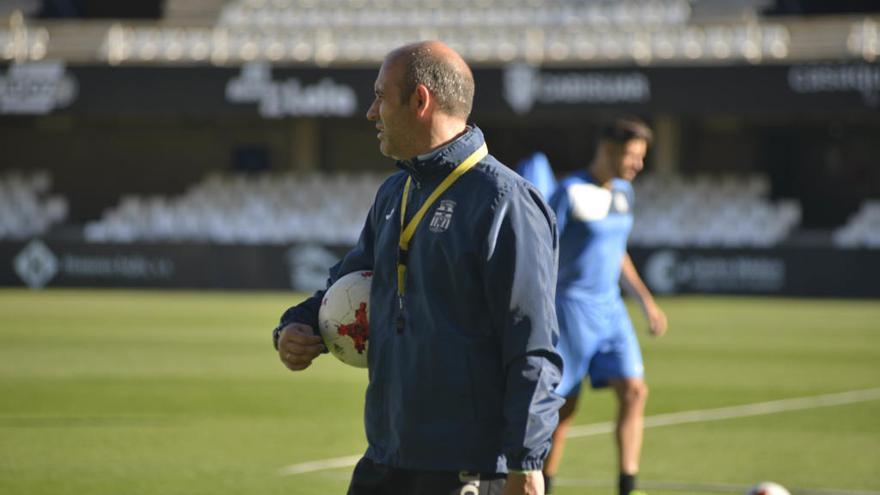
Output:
top-left (548, 170), bottom-right (634, 299)
top-left (515, 151), bottom-right (557, 200)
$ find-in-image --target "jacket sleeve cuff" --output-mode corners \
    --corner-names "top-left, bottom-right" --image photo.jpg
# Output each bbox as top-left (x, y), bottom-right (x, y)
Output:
top-left (506, 457), bottom-right (544, 472)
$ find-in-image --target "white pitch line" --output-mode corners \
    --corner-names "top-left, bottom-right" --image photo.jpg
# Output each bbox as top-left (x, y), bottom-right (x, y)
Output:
top-left (557, 477), bottom-right (880, 495)
top-left (568, 387), bottom-right (880, 438)
top-left (278, 387), bottom-right (880, 476)
top-left (556, 477), bottom-right (748, 492)
top-left (278, 454), bottom-right (363, 476)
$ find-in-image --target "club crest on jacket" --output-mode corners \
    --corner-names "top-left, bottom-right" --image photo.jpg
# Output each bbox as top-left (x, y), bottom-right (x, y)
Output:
top-left (429, 200), bottom-right (456, 233)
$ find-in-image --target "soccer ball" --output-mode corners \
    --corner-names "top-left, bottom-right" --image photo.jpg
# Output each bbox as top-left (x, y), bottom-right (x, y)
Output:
top-left (747, 482), bottom-right (791, 495)
top-left (318, 270), bottom-right (372, 368)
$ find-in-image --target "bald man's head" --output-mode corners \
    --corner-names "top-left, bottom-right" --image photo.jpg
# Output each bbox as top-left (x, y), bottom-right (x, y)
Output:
top-left (387, 41), bottom-right (474, 119)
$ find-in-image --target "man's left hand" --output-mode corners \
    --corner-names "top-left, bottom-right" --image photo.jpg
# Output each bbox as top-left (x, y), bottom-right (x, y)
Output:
top-left (503, 470), bottom-right (544, 495)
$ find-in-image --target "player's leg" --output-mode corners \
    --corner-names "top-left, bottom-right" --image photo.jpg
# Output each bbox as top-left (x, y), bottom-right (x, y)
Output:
top-left (610, 377), bottom-right (648, 492)
top-left (543, 295), bottom-right (598, 494)
top-left (542, 390), bottom-right (580, 493)
top-left (591, 300), bottom-right (646, 495)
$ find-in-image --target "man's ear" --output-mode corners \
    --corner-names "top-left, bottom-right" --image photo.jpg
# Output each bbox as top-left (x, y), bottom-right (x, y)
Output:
top-left (413, 84), bottom-right (431, 118)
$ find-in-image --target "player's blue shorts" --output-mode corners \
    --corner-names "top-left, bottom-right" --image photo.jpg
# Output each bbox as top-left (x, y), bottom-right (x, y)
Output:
top-left (555, 293), bottom-right (645, 397)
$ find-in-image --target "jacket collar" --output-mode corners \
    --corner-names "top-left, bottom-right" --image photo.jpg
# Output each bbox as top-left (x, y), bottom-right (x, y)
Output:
top-left (396, 125), bottom-right (485, 185)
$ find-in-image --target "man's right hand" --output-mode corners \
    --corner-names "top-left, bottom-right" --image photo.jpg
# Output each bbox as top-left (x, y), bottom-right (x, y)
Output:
top-left (277, 323), bottom-right (324, 371)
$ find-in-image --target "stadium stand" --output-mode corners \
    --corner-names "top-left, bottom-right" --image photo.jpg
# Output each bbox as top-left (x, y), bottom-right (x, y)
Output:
top-left (83, 170), bottom-right (801, 248)
top-left (0, 170), bottom-right (68, 240)
top-left (218, 0), bottom-right (694, 29)
top-left (629, 173), bottom-right (801, 247)
top-left (86, 0), bottom-right (796, 66)
top-left (83, 172), bottom-right (385, 245)
top-left (832, 200), bottom-right (880, 248)
top-left (4, 0), bottom-right (874, 65)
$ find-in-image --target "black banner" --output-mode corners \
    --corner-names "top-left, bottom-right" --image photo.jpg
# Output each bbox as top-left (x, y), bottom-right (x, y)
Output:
top-left (2, 61), bottom-right (879, 118)
top-left (1, 239), bottom-right (347, 292)
top-left (3, 240), bottom-right (879, 297)
top-left (629, 247), bottom-right (880, 297)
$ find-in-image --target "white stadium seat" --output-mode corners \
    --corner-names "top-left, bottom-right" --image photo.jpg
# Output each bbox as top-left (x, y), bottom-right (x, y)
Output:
top-left (84, 171), bottom-right (386, 245)
top-left (630, 173), bottom-right (802, 248)
top-left (833, 200), bottom-right (880, 248)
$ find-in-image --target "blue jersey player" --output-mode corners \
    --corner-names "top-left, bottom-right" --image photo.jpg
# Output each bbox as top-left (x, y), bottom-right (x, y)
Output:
top-left (542, 118), bottom-right (668, 495)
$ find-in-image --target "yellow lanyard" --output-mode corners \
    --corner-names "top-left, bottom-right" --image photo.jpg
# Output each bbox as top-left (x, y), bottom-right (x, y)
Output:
top-left (395, 143), bottom-right (488, 327)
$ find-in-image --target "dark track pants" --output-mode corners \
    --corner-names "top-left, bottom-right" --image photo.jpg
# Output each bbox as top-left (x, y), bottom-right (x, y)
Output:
top-left (347, 457), bottom-right (506, 495)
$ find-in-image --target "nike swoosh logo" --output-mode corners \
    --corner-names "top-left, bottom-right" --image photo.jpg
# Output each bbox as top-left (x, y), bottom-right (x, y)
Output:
top-left (385, 208), bottom-right (395, 220)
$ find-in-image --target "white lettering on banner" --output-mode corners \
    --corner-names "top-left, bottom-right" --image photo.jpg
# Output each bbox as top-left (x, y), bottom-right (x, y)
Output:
top-left (226, 62), bottom-right (357, 117)
top-left (788, 63), bottom-right (880, 107)
top-left (540, 72), bottom-right (650, 103)
top-left (286, 245), bottom-right (340, 291)
top-left (61, 255), bottom-right (174, 279)
top-left (12, 240), bottom-right (175, 288)
top-left (645, 250), bottom-right (786, 295)
top-left (0, 62), bottom-right (78, 114)
top-left (503, 63), bottom-right (650, 114)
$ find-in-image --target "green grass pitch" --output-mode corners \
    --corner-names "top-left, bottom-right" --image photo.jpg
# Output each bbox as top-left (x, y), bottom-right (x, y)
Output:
top-left (0, 289), bottom-right (878, 495)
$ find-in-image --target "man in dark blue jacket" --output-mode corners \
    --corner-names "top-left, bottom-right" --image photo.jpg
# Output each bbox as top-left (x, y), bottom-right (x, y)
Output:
top-left (274, 41), bottom-right (563, 495)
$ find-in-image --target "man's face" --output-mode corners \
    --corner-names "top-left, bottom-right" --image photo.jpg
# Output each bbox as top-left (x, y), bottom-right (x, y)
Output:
top-left (611, 138), bottom-right (648, 181)
top-left (366, 58), bottom-right (418, 160)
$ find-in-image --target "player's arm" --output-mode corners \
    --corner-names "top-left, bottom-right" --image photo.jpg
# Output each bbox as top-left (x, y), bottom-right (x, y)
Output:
top-left (485, 183), bottom-right (564, 490)
top-left (273, 190), bottom-right (382, 371)
top-left (620, 253), bottom-right (667, 337)
top-left (546, 182), bottom-right (569, 238)
top-left (275, 252), bottom-right (374, 371)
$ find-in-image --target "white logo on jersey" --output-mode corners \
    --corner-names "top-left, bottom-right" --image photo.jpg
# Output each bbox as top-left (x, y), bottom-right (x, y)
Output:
top-left (429, 200), bottom-right (456, 233)
top-left (567, 183), bottom-right (612, 221)
top-left (613, 191), bottom-right (630, 213)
